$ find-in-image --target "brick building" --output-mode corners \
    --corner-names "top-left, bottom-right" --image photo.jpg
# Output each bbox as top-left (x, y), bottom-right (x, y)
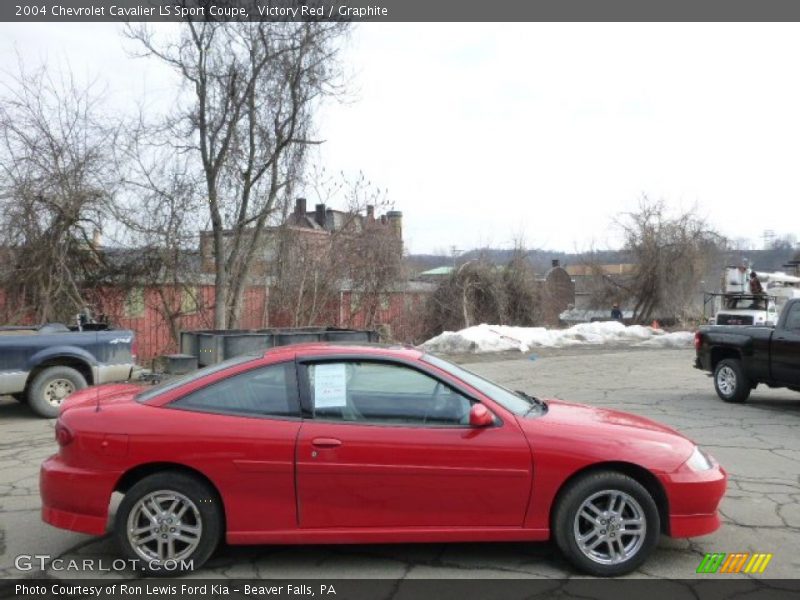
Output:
top-left (198, 198), bottom-right (403, 276)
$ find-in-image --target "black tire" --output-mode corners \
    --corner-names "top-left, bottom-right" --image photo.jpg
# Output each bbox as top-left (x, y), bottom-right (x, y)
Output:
top-left (26, 366), bottom-right (87, 418)
top-left (115, 471), bottom-right (222, 576)
top-left (713, 358), bottom-right (751, 403)
top-left (553, 471), bottom-right (660, 577)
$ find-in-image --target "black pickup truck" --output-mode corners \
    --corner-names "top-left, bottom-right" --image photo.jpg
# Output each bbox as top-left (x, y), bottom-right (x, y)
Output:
top-left (694, 298), bottom-right (800, 402)
top-left (0, 324), bottom-right (138, 418)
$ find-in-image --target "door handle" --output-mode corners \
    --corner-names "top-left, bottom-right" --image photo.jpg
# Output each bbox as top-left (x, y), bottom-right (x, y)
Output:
top-left (311, 437), bottom-right (342, 448)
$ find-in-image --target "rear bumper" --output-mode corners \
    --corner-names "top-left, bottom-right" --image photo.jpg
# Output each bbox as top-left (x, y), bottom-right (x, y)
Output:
top-left (662, 464), bottom-right (727, 538)
top-left (93, 363), bottom-right (136, 386)
top-left (42, 505), bottom-right (108, 535)
top-left (694, 352), bottom-right (711, 372)
top-left (40, 455), bottom-right (117, 536)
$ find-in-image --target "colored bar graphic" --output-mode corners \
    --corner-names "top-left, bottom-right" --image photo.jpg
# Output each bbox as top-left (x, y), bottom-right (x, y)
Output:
top-left (697, 553), bottom-right (726, 573)
top-left (697, 552), bottom-right (773, 574)
top-left (743, 553), bottom-right (773, 574)
top-left (720, 553), bottom-right (749, 573)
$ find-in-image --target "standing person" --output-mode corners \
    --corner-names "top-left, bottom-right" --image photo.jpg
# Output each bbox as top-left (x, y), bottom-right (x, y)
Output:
top-left (611, 304), bottom-right (623, 321)
top-left (749, 271), bottom-right (764, 295)
top-left (749, 271), bottom-right (765, 309)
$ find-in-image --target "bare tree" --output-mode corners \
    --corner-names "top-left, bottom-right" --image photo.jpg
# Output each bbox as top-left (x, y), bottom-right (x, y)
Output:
top-left (0, 60), bottom-right (118, 323)
top-left (576, 247), bottom-right (634, 312)
top-left (617, 197), bottom-right (725, 324)
top-left (125, 21), bottom-right (349, 329)
top-left (339, 224), bottom-right (404, 328)
top-left (270, 172), bottom-right (402, 328)
top-left (111, 119), bottom-right (211, 346)
top-left (502, 245), bottom-right (544, 326)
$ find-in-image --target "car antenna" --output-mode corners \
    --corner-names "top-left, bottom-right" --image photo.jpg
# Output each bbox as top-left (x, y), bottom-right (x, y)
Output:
top-left (93, 312), bottom-right (100, 413)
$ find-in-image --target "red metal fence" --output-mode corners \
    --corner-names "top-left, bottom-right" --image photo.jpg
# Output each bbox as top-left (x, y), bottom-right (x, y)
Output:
top-left (1, 284), bottom-right (430, 365)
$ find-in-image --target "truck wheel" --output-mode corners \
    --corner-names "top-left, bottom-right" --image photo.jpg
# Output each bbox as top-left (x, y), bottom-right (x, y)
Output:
top-left (27, 366), bottom-right (87, 418)
top-left (713, 359), bottom-right (750, 403)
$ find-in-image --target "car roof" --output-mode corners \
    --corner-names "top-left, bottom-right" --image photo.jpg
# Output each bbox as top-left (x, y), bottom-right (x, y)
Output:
top-left (263, 342), bottom-right (424, 361)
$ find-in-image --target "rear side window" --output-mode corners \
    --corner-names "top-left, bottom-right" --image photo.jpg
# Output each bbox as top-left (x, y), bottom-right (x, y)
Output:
top-left (137, 354), bottom-right (258, 402)
top-left (170, 361), bottom-right (299, 418)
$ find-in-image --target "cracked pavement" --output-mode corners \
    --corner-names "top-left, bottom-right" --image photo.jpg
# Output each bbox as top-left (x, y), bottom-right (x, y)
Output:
top-left (1, 346), bottom-right (798, 580)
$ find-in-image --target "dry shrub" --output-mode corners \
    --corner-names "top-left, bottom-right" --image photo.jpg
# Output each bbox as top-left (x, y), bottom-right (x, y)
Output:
top-left (422, 253), bottom-right (543, 339)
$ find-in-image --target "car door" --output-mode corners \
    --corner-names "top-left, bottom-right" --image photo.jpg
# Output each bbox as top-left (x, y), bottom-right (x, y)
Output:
top-left (772, 302), bottom-right (800, 385)
top-left (161, 360), bottom-right (303, 535)
top-left (295, 358), bottom-right (532, 529)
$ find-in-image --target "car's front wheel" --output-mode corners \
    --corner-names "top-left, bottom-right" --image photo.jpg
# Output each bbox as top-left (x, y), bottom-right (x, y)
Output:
top-left (713, 358), bottom-right (750, 403)
top-left (553, 471), bottom-right (660, 576)
top-left (115, 472), bottom-right (222, 576)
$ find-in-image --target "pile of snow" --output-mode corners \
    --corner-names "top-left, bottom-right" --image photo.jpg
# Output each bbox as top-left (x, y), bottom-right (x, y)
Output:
top-left (637, 331), bottom-right (695, 348)
top-left (419, 321), bottom-right (694, 354)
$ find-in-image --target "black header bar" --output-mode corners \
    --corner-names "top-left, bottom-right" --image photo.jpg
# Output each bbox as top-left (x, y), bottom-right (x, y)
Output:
top-left (5, 0), bottom-right (800, 22)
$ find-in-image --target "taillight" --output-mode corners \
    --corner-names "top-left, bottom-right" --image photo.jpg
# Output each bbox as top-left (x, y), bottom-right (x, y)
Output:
top-left (55, 421), bottom-right (73, 447)
top-left (131, 337), bottom-right (138, 363)
top-left (694, 331), bottom-right (703, 351)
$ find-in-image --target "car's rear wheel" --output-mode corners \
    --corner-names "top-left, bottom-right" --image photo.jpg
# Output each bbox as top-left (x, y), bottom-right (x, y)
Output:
top-left (553, 471), bottom-right (660, 576)
top-left (714, 358), bottom-right (750, 403)
top-left (115, 472), bottom-right (222, 576)
top-left (27, 366), bottom-right (87, 418)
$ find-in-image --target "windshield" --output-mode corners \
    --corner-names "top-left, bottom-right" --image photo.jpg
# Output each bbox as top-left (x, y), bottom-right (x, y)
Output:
top-left (136, 354), bottom-right (259, 402)
top-left (422, 354), bottom-right (537, 416)
top-left (723, 297), bottom-right (774, 311)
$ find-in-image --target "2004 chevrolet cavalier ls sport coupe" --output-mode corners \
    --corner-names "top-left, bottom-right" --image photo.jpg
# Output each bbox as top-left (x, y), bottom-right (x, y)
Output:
top-left (41, 344), bottom-right (726, 576)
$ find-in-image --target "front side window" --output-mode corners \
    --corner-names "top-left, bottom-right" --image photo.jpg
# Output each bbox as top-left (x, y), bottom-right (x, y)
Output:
top-left (305, 361), bottom-right (474, 426)
top-left (422, 354), bottom-right (534, 416)
top-left (170, 361), bottom-right (299, 417)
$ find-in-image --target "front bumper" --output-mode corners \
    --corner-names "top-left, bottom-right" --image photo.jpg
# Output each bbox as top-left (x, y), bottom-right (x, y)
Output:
top-left (661, 464), bottom-right (727, 538)
top-left (40, 455), bottom-right (117, 536)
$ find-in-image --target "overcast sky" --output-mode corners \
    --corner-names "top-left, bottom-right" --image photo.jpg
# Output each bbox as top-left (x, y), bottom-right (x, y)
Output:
top-left (1, 23), bottom-right (799, 254)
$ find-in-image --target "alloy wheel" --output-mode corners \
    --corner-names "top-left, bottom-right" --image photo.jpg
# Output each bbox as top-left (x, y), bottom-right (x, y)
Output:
top-left (573, 489), bottom-right (646, 565)
top-left (127, 490), bottom-right (202, 564)
top-left (716, 366), bottom-right (737, 396)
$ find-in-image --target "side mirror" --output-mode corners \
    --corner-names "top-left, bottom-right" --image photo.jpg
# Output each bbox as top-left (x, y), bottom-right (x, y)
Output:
top-left (469, 404), bottom-right (494, 427)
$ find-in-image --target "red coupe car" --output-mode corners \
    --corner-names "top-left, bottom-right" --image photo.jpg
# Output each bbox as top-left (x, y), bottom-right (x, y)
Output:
top-left (41, 343), bottom-right (726, 577)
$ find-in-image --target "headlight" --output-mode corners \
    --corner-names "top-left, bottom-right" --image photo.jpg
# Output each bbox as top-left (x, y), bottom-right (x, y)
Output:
top-left (686, 446), bottom-right (713, 471)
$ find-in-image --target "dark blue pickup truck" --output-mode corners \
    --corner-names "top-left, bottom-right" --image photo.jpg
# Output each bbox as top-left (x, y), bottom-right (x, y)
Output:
top-left (694, 298), bottom-right (800, 402)
top-left (0, 324), bottom-right (138, 417)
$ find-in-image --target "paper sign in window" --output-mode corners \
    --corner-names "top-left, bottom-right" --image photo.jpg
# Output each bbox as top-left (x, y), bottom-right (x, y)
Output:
top-left (314, 363), bottom-right (347, 408)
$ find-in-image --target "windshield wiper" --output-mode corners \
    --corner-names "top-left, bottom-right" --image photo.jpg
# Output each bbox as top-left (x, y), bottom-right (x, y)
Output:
top-left (515, 390), bottom-right (547, 414)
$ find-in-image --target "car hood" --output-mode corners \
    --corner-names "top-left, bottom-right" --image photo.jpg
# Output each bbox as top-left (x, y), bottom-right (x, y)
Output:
top-left (517, 398), bottom-right (696, 473)
top-left (542, 399), bottom-right (682, 434)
